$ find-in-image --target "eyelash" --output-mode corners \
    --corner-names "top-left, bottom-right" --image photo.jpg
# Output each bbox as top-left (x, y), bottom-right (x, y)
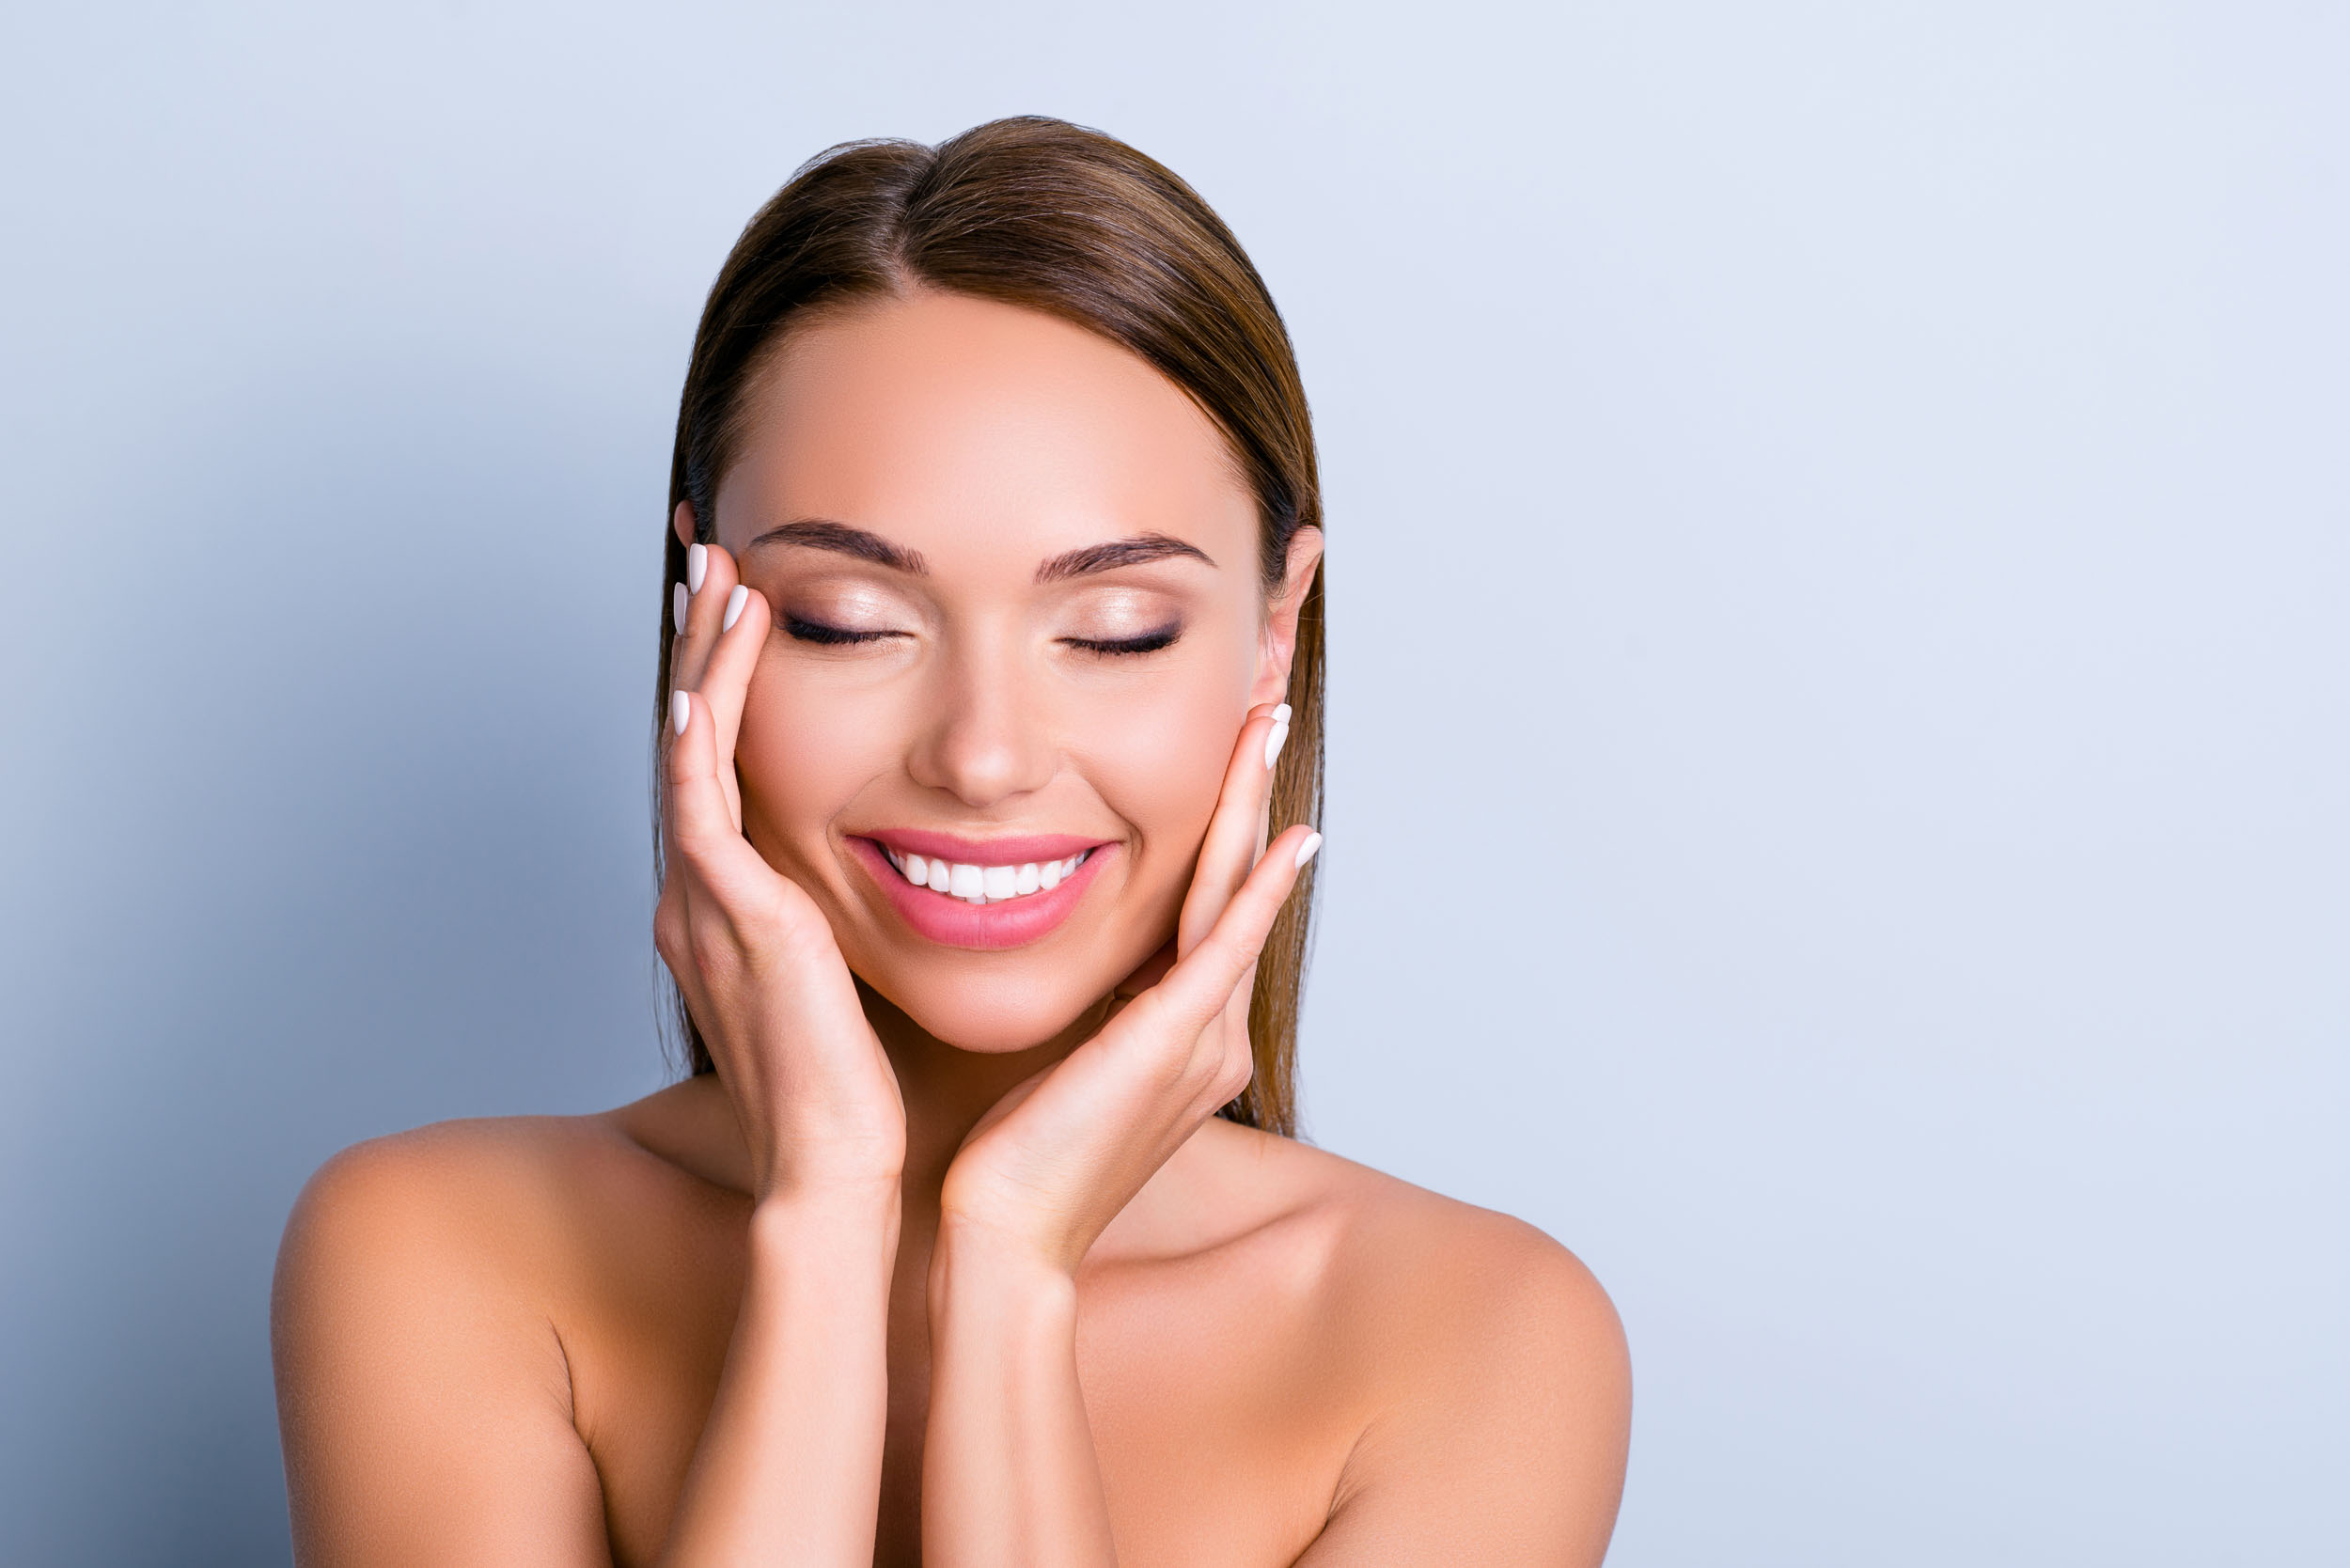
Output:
top-left (1064, 626), bottom-right (1182, 657)
top-left (785, 618), bottom-right (1183, 656)
top-left (783, 616), bottom-right (895, 646)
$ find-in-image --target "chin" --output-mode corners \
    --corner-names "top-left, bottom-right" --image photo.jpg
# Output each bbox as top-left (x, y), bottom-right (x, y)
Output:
top-left (859, 959), bottom-right (1120, 1054)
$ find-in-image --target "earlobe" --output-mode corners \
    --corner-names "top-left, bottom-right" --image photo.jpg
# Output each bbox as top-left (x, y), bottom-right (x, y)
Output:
top-left (672, 501), bottom-right (697, 550)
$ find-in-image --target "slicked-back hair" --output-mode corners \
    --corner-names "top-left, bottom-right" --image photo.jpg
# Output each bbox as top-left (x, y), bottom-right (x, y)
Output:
top-left (654, 116), bottom-right (1324, 1137)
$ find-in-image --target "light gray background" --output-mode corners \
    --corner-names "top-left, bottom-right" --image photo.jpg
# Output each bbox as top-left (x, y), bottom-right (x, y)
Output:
top-left (3, 3), bottom-right (2342, 1563)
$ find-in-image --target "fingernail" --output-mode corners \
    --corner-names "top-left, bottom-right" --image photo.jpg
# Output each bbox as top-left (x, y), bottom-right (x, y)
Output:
top-left (1293, 830), bottom-right (1323, 870)
top-left (686, 542), bottom-right (707, 594)
top-left (722, 583), bottom-right (748, 632)
top-left (1263, 718), bottom-right (1291, 770)
top-left (670, 690), bottom-right (690, 736)
top-left (1273, 702), bottom-right (1292, 723)
top-left (672, 581), bottom-right (689, 635)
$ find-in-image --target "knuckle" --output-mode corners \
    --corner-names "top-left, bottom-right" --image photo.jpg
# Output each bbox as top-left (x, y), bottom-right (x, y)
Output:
top-left (1215, 1043), bottom-right (1256, 1103)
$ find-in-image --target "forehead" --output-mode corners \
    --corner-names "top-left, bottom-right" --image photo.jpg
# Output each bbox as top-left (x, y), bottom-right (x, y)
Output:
top-left (713, 289), bottom-right (1257, 575)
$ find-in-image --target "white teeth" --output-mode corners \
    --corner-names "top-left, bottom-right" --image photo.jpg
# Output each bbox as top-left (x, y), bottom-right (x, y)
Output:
top-left (886, 845), bottom-right (1092, 905)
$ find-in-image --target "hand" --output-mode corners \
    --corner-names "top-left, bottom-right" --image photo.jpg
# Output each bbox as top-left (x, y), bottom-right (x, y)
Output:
top-left (934, 701), bottom-right (1318, 1276)
top-left (655, 541), bottom-right (907, 1203)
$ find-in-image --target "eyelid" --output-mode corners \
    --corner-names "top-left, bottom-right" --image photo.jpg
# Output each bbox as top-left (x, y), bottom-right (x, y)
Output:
top-left (768, 572), bottom-right (923, 627)
top-left (770, 575), bottom-right (924, 647)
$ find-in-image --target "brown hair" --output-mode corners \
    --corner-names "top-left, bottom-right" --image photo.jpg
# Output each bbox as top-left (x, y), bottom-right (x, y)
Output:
top-left (653, 116), bottom-right (1324, 1137)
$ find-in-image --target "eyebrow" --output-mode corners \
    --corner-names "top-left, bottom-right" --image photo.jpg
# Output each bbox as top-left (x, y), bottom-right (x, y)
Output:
top-left (743, 520), bottom-right (1215, 584)
top-left (743, 519), bottom-right (931, 575)
top-left (1034, 532), bottom-right (1215, 584)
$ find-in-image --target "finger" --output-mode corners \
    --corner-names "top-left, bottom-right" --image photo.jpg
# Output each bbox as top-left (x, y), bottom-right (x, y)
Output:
top-left (1175, 700), bottom-right (1292, 957)
top-left (663, 687), bottom-right (776, 902)
top-left (666, 687), bottom-right (864, 1043)
top-left (696, 582), bottom-right (771, 829)
top-left (669, 541), bottom-right (742, 698)
top-left (1155, 823), bottom-right (1321, 1031)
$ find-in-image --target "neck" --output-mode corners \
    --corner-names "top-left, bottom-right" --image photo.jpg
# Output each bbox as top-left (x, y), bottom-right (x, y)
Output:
top-left (633, 985), bottom-right (1136, 1225)
top-left (855, 980), bottom-right (1111, 1203)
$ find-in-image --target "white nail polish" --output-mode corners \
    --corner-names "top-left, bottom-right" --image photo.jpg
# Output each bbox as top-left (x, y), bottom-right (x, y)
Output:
top-left (686, 542), bottom-right (707, 594)
top-left (673, 581), bottom-right (689, 635)
top-left (1293, 831), bottom-right (1323, 869)
top-left (1273, 702), bottom-right (1292, 723)
top-left (723, 583), bottom-right (748, 632)
top-left (670, 690), bottom-right (690, 736)
top-left (1263, 719), bottom-right (1291, 771)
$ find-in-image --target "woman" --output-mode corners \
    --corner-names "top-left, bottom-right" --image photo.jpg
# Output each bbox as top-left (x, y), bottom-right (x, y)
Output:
top-left (272, 116), bottom-right (1631, 1566)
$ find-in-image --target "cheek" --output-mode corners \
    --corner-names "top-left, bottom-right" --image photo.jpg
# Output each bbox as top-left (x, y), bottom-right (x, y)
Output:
top-left (731, 660), bottom-right (888, 856)
top-left (1082, 657), bottom-right (1255, 876)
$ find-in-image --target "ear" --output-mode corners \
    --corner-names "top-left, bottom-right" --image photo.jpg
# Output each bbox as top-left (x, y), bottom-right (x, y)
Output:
top-left (1250, 526), bottom-right (1324, 708)
top-left (672, 501), bottom-right (697, 549)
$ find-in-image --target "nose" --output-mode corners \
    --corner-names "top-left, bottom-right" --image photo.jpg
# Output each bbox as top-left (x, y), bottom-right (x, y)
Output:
top-left (903, 636), bottom-right (1060, 810)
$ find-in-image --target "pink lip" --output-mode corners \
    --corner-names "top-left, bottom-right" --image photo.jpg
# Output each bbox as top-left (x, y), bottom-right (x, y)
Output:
top-left (849, 835), bottom-right (1117, 951)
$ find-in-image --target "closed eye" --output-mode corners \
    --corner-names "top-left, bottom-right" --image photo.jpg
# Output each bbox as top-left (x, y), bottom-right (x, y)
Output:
top-left (784, 616), bottom-right (900, 646)
top-left (1063, 625), bottom-right (1182, 656)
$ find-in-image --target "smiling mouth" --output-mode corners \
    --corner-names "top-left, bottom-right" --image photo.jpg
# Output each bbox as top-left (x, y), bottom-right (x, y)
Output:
top-left (878, 845), bottom-right (1095, 906)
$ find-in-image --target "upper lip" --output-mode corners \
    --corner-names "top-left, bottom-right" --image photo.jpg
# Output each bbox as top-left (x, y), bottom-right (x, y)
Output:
top-left (860, 829), bottom-right (1111, 866)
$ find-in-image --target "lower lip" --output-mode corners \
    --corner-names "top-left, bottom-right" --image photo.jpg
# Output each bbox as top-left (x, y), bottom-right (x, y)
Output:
top-left (849, 838), bottom-right (1114, 951)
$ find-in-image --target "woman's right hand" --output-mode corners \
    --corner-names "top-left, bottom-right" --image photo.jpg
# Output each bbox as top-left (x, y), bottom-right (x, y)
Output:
top-left (655, 539), bottom-right (907, 1205)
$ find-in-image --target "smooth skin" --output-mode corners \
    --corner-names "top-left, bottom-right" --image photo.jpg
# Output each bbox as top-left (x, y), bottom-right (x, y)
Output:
top-left (272, 290), bottom-right (1631, 1566)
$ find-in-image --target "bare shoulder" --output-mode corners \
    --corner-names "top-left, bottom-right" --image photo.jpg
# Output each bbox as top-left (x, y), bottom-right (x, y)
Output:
top-left (278, 1079), bottom-right (738, 1278)
top-left (273, 1092), bottom-right (736, 1375)
top-left (270, 1109), bottom-right (650, 1435)
top-left (1212, 1128), bottom-right (1632, 1564)
top-left (278, 1111), bottom-right (634, 1300)
top-left (271, 1105), bottom-right (700, 1565)
top-left (1213, 1126), bottom-right (1627, 1384)
top-left (283, 1113), bottom-right (578, 1237)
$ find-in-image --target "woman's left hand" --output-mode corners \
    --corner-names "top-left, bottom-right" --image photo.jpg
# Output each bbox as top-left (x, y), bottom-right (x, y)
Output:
top-left (934, 700), bottom-right (1318, 1278)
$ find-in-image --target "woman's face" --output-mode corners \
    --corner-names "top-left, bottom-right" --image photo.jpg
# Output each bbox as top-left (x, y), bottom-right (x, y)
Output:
top-left (694, 289), bottom-right (1319, 1054)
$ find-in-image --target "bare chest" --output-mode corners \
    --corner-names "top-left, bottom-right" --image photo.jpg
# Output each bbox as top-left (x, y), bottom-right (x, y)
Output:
top-left (564, 1215), bottom-right (1360, 1568)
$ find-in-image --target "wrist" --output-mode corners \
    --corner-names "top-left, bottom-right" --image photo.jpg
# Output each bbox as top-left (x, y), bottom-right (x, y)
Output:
top-left (928, 1214), bottom-right (1079, 1325)
top-left (750, 1180), bottom-right (902, 1267)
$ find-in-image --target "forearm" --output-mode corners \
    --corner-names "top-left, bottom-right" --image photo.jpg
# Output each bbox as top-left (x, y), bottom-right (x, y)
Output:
top-left (658, 1186), bottom-right (900, 1568)
top-left (922, 1223), bottom-right (1116, 1567)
